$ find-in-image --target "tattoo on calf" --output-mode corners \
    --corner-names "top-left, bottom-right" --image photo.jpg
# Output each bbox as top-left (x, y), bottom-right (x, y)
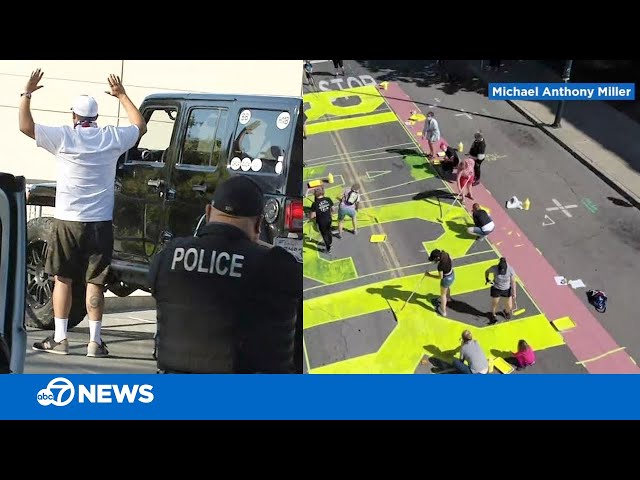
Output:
top-left (88, 294), bottom-right (104, 309)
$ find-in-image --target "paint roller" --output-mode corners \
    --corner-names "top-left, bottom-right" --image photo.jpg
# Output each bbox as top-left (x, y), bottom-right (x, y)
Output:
top-left (512, 299), bottom-right (526, 316)
top-left (307, 173), bottom-right (335, 188)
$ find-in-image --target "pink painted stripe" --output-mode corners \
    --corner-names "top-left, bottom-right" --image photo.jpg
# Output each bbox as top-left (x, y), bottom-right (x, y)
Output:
top-left (379, 82), bottom-right (639, 374)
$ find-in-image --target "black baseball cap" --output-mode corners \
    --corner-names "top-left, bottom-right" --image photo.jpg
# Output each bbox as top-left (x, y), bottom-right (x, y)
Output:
top-left (210, 175), bottom-right (264, 217)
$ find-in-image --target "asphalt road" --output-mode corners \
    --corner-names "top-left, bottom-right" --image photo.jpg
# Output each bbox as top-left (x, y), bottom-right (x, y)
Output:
top-left (25, 294), bottom-right (157, 374)
top-left (303, 60), bottom-right (639, 373)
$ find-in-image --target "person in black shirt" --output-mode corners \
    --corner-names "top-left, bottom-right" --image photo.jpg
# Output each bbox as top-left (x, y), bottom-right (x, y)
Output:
top-left (441, 145), bottom-right (460, 178)
top-left (148, 175), bottom-right (301, 374)
top-left (469, 131), bottom-right (486, 185)
top-left (427, 249), bottom-right (455, 317)
top-left (310, 186), bottom-right (334, 253)
top-left (467, 203), bottom-right (495, 239)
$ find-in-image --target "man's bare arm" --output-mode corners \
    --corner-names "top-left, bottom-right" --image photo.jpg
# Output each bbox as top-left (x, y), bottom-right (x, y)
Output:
top-left (105, 74), bottom-right (147, 138)
top-left (18, 69), bottom-right (44, 139)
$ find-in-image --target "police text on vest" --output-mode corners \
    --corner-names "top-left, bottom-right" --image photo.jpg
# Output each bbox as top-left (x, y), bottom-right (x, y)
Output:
top-left (171, 247), bottom-right (244, 277)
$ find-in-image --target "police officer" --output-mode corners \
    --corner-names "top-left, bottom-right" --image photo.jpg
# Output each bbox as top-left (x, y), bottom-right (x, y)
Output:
top-left (148, 175), bottom-right (301, 374)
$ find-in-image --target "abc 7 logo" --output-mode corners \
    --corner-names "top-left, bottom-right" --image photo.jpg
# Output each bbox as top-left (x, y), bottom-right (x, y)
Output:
top-left (36, 377), bottom-right (75, 407)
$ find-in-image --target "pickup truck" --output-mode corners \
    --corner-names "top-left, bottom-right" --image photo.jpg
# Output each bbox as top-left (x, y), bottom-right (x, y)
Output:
top-left (25, 93), bottom-right (304, 332)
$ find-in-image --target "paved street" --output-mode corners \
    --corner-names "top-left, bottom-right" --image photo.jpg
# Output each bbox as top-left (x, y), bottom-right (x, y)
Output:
top-left (25, 293), bottom-right (157, 374)
top-left (302, 60), bottom-right (640, 374)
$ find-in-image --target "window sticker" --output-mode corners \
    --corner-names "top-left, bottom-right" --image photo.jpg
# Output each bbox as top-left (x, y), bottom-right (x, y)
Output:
top-left (239, 110), bottom-right (251, 125)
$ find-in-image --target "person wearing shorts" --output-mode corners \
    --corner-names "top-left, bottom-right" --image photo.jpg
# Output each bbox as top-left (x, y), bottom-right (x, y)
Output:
top-left (332, 60), bottom-right (345, 76)
top-left (336, 183), bottom-right (360, 238)
top-left (485, 257), bottom-right (517, 324)
top-left (428, 249), bottom-right (454, 317)
top-left (457, 156), bottom-right (475, 201)
top-left (19, 69), bottom-right (147, 356)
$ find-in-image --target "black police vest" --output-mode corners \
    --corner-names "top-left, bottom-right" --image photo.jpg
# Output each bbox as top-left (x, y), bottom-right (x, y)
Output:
top-left (149, 222), bottom-right (299, 373)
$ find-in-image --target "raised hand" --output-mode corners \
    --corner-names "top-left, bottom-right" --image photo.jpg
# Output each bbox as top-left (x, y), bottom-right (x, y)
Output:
top-left (105, 74), bottom-right (126, 98)
top-left (25, 69), bottom-right (44, 94)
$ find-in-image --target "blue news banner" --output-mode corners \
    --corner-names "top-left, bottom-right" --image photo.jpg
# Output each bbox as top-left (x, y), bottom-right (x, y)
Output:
top-left (1, 374), bottom-right (640, 420)
top-left (489, 83), bottom-right (635, 101)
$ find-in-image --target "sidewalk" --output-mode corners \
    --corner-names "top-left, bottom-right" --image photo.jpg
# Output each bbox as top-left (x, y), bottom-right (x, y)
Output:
top-left (461, 60), bottom-right (640, 207)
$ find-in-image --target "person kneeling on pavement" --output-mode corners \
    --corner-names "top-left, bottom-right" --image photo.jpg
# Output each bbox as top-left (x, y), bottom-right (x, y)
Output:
top-left (468, 203), bottom-right (495, 239)
top-left (149, 176), bottom-right (301, 374)
top-left (440, 145), bottom-right (460, 179)
top-left (453, 330), bottom-right (489, 374)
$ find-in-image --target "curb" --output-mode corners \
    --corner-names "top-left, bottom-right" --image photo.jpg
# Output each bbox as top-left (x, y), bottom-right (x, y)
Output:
top-left (505, 99), bottom-right (640, 210)
top-left (463, 61), bottom-right (640, 211)
top-left (105, 291), bottom-right (155, 314)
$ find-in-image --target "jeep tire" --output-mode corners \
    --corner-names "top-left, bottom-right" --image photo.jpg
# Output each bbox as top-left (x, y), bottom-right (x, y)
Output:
top-left (25, 216), bottom-right (88, 330)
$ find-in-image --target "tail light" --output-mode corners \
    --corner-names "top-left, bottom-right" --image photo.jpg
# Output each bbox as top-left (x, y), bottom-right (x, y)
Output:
top-left (285, 199), bottom-right (304, 232)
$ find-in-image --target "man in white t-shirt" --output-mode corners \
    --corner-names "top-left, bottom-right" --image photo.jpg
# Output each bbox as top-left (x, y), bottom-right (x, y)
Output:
top-left (19, 69), bottom-right (147, 358)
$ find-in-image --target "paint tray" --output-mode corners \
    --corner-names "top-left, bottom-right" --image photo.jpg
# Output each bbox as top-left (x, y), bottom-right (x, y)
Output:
top-left (492, 357), bottom-right (515, 374)
top-left (370, 234), bottom-right (387, 243)
top-left (437, 151), bottom-right (446, 157)
top-left (552, 316), bottom-right (576, 331)
top-left (308, 179), bottom-right (323, 188)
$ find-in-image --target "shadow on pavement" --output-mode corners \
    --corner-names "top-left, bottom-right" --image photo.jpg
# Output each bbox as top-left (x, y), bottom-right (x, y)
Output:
top-left (607, 196), bottom-right (633, 208)
top-left (447, 299), bottom-right (489, 320)
top-left (366, 284), bottom-right (431, 310)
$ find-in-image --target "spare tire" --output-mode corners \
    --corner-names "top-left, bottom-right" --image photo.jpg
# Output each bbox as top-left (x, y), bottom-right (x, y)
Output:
top-left (25, 216), bottom-right (87, 330)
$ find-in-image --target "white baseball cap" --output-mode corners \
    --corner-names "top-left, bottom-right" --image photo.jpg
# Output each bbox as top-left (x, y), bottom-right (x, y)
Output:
top-left (71, 95), bottom-right (99, 118)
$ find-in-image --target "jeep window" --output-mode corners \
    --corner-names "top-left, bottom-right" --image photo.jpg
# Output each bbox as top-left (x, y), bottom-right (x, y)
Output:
top-left (180, 108), bottom-right (228, 168)
top-left (231, 109), bottom-right (292, 175)
top-left (127, 107), bottom-right (177, 163)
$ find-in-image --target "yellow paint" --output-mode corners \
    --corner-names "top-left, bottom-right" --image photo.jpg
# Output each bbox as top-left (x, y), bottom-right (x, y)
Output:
top-left (307, 112), bottom-right (398, 135)
top-left (576, 347), bottom-right (626, 366)
top-left (303, 86), bottom-right (386, 121)
top-left (303, 85), bottom-right (570, 374)
top-left (370, 234), bottom-right (387, 243)
top-left (308, 179), bottom-right (323, 187)
top-left (409, 113), bottom-right (426, 122)
top-left (303, 86), bottom-right (398, 135)
top-left (379, 81), bottom-right (389, 90)
top-left (552, 316), bottom-right (576, 331)
top-left (480, 205), bottom-right (491, 214)
top-left (492, 357), bottom-right (515, 374)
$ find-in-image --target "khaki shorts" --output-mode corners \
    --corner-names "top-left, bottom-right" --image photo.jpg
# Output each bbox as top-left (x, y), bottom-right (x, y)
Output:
top-left (45, 219), bottom-right (114, 285)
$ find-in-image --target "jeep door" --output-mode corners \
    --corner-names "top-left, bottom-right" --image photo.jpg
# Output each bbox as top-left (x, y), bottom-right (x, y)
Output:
top-left (0, 173), bottom-right (27, 374)
top-left (227, 99), bottom-right (303, 252)
top-left (112, 104), bottom-right (180, 265)
top-left (164, 102), bottom-right (232, 238)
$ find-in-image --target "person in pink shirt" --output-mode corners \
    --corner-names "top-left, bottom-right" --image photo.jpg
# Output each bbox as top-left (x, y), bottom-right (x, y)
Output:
top-left (456, 156), bottom-right (476, 200)
top-left (511, 339), bottom-right (536, 370)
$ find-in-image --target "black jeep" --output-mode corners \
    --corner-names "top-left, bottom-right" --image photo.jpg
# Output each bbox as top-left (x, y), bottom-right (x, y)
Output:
top-left (0, 173), bottom-right (27, 373)
top-left (25, 93), bottom-right (304, 331)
